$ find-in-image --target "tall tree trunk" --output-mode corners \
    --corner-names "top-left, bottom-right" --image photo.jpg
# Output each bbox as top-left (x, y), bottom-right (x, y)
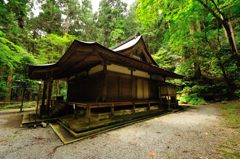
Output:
top-left (222, 22), bottom-right (238, 55)
top-left (197, 0), bottom-right (240, 67)
top-left (4, 73), bottom-right (13, 102)
top-left (17, 16), bottom-right (24, 29)
top-left (222, 19), bottom-right (239, 54)
top-left (31, 30), bottom-right (37, 54)
top-left (222, 21), bottom-right (240, 67)
top-left (20, 87), bottom-right (25, 112)
top-left (194, 62), bottom-right (201, 79)
top-left (190, 22), bottom-right (202, 79)
top-left (217, 57), bottom-right (235, 98)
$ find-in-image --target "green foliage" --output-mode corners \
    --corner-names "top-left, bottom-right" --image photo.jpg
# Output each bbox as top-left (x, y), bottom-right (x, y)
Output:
top-left (35, 0), bottom-right (62, 34)
top-left (175, 58), bottom-right (195, 76)
top-left (0, 30), bottom-right (37, 100)
top-left (136, 0), bottom-right (239, 68)
top-left (35, 34), bottom-right (76, 63)
top-left (137, 0), bottom-right (240, 100)
top-left (179, 93), bottom-right (206, 105)
top-left (234, 89), bottom-right (240, 98)
top-left (14, 55), bottom-right (36, 83)
top-left (152, 48), bottom-right (179, 70)
top-left (178, 84), bottom-right (207, 105)
top-left (0, 31), bottom-right (25, 69)
top-left (61, 0), bottom-right (97, 40)
top-left (191, 85), bottom-right (209, 92)
top-left (97, 0), bottom-right (133, 47)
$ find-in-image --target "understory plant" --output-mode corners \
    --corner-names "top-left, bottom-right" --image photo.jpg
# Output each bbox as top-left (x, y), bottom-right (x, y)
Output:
top-left (178, 85), bottom-right (207, 105)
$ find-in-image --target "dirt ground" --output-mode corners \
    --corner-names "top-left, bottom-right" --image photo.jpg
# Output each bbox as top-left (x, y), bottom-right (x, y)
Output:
top-left (0, 103), bottom-right (239, 159)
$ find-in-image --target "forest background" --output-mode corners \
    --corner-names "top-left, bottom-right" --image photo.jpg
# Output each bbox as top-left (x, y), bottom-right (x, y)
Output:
top-left (0, 0), bottom-right (240, 105)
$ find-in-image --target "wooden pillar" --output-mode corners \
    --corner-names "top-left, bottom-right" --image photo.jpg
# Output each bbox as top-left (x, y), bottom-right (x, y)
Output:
top-left (167, 86), bottom-right (171, 110)
top-left (166, 87), bottom-right (170, 111)
top-left (159, 97), bottom-right (162, 111)
top-left (20, 87), bottom-right (25, 112)
top-left (135, 75), bottom-right (137, 100)
top-left (131, 70), bottom-right (136, 114)
top-left (86, 105), bottom-right (91, 123)
top-left (132, 102), bottom-right (135, 114)
top-left (40, 80), bottom-right (47, 116)
top-left (46, 79), bottom-right (53, 116)
top-left (73, 104), bottom-right (77, 119)
top-left (35, 81), bottom-right (42, 122)
top-left (111, 103), bottom-right (114, 117)
top-left (102, 61), bottom-right (107, 102)
top-left (168, 96), bottom-right (171, 110)
top-left (147, 101), bottom-right (150, 111)
top-left (158, 85), bottom-right (161, 110)
top-left (131, 69), bottom-right (133, 100)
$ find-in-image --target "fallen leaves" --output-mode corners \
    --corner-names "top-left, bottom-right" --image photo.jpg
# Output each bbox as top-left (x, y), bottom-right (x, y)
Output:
top-left (33, 136), bottom-right (46, 141)
top-left (128, 140), bottom-right (137, 145)
top-left (148, 150), bottom-right (156, 158)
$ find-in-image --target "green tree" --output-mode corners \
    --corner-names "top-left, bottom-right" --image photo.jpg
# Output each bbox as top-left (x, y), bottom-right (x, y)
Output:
top-left (35, 0), bottom-right (62, 34)
top-left (35, 34), bottom-right (76, 63)
top-left (196, 0), bottom-right (240, 66)
top-left (137, 0), bottom-right (240, 99)
top-left (0, 31), bottom-right (36, 100)
top-left (97, 0), bottom-right (128, 47)
top-left (55, 0), bottom-right (97, 41)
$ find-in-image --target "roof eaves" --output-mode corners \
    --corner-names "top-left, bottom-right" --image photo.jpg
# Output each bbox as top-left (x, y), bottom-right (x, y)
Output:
top-left (28, 39), bottom-right (183, 79)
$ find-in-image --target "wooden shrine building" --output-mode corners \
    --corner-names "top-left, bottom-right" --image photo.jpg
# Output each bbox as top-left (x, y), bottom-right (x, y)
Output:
top-left (28, 35), bottom-right (182, 120)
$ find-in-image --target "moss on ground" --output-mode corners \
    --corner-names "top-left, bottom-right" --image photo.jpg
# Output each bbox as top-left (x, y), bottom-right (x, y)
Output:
top-left (218, 144), bottom-right (240, 159)
top-left (221, 102), bottom-right (240, 131)
top-left (0, 101), bottom-right (36, 111)
top-left (219, 101), bottom-right (240, 158)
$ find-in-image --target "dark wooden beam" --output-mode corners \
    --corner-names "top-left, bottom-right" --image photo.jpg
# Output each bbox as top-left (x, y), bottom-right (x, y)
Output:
top-left (40, 80), bottom-right (47, 117)
top-left (102, 61), bottom-right (107, 101)
top-left (46, 79), bottom-right (53, 116)
top-left (131, 69), bottom-right (133, 100)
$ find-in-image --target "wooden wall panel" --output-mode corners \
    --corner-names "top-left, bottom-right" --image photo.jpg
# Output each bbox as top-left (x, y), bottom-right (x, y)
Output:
top-left (106, 75), bottom-right (118, 100)
top-left (159, 86), bottom-right (168, 96)
top-left (137, 79), bottom-right (143, 99)
top-left (159, 85), bottom-right (177, 97)
top-left (67, 72), bottom-right (104, 102)
top-left (143, 79), bottom-right (149, 99)
top-left (106, 73), bottom-right (132, 101)
top-left (168, 87), bottom-right (176, 96)
top-left (136, 78), bottom-right (150, 99)
top-left (150, 81), bottom-right (159, 99)
top-left (119, 76), bottom-right (131, 100)
top-left (67, 70), bottom-right (155, 103)
top-left (132, 78), bottom-right (136, 99)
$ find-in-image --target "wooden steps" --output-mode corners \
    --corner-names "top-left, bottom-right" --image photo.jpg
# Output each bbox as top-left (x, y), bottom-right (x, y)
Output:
top-left (50, 110), bottom-right (167, 144)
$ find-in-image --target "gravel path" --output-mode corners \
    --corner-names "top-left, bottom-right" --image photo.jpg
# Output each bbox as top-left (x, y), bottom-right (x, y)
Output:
top-left (0, 104), bottom-right (239, 159)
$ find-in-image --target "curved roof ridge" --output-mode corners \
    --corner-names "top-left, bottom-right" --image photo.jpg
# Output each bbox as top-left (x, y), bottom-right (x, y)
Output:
top-left (112, 35), bottom-right (141, 52)
top-left (75, 39), bottom-right (96, 44)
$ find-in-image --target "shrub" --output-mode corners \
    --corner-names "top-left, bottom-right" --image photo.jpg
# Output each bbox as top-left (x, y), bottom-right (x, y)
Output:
top-left (0, 80), bottom-right (8, 99)
top-left (234, 89), bottom-right (240, 98)
top-left (179, 93), bottom-right (206, 105)
top-left (191, 85), bottom-right (208, 92)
